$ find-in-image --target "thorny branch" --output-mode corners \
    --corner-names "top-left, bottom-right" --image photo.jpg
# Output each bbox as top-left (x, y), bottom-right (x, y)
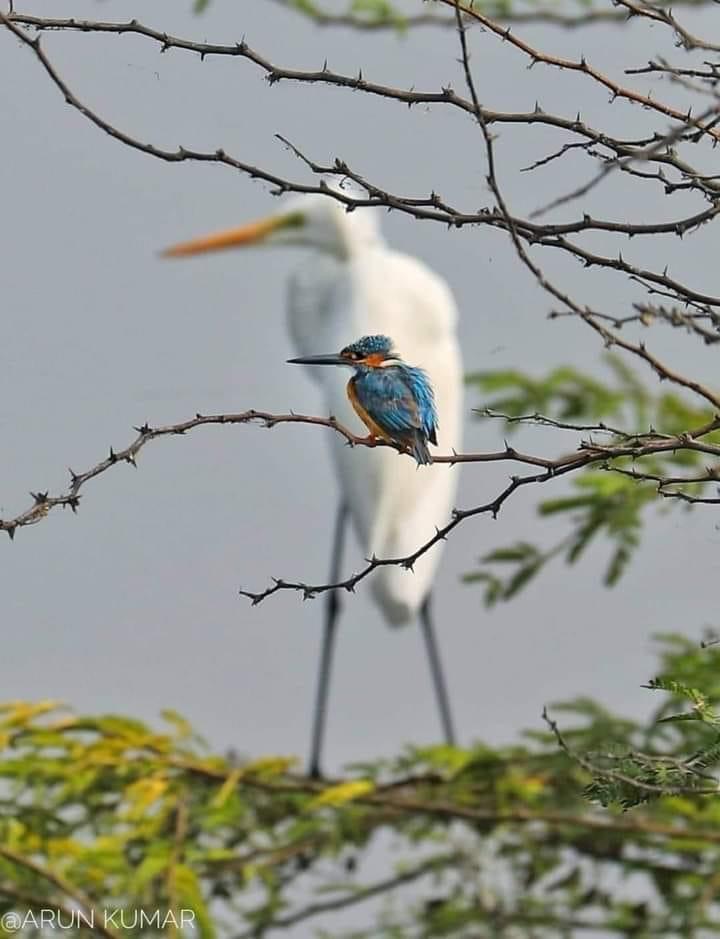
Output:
top-left (3, 404), bottom-right (720, 597)
top-left (3, 2), bottom-right (720, 365)
top-left (441, 0), bottom-right (720, 408)
top-left (582, 302), bottom-right (720, 345)
top-left (613, 0), bottom-right (720, 53)
top-left (5, 11), bottom-right (720, 203)
top-left (4, 2), bottom-right (720, 603)
top-left (1, 407), bottom-right (486, 538)
top-left (439, 0), bottom-right (720, 136)
top-left (6, 9), bottom-right (720, 323)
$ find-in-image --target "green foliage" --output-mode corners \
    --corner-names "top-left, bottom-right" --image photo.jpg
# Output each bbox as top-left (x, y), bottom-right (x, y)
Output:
top-left (465, 356), bottom-right (720, 605)
top-left (463, 540), bottom-right (550, 605)
top-left (646, 676), bottom-right (718, 724)
top-left (2, 636), bottom-right (720, 936)
top-left (562, 636), bottom-right (720, 811)
top-left (194, 0), bottom-right (404, 25)
top-left (350, 0), bottom-right (403, 25)
top-left (193, 0), bottom-right (617, 26)
top-left (580, 748), bottom-right (710, 811)
top-left (466, 362), bottom-right (632, 427)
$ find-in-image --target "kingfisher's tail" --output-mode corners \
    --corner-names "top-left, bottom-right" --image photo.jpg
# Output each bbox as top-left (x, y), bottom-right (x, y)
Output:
top-left (411, 435), bottom-right (433, 466)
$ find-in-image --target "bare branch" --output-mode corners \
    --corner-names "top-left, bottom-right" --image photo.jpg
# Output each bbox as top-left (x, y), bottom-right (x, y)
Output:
top-left (475, 408), bottom-right (628, 436)
top-left (0, 848), bottom-right (121, 939)
top-left (436, 0), bottom-right (720, 144)
top-left (6, 2), bottom-right (720, 612)
top-left (235, 853), bottom-right (460, 937)
top-left (613, 0), bottom-right (720, 52)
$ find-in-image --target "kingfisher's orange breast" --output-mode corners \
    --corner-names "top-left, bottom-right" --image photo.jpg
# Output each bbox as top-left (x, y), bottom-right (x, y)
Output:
top-left (346, 379), bottom-right (394, 442)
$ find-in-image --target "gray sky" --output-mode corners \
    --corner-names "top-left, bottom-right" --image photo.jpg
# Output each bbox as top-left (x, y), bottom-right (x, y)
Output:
top-left (3, 0), bottom-right (719, 787)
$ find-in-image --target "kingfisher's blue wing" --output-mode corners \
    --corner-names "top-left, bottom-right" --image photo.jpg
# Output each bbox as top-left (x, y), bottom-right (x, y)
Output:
top-left (354, 366), bottom-right (437, 441)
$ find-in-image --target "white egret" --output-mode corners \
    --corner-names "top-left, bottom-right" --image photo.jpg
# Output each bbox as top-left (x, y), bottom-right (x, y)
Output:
top-left (163, 191), bottom-right (463, 776)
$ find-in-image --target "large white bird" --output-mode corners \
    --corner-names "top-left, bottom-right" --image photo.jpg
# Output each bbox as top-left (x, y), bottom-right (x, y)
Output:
top-left (163, 190), bottom-right (463, 775)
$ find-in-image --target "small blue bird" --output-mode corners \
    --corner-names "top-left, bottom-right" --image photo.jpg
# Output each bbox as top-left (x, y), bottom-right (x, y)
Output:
top-left (288, 335), bottom-right (438, 465)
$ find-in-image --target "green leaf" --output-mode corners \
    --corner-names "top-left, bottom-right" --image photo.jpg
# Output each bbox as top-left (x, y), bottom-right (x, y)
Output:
top-left (645, 677), bottom-right (707, 707)
top-left (539, 495), bottom-right (597, 515)
top-left (173, 864), bottom-right (215, 939)
top-left (129, 851), bottom-right (171, 893)
top-left (309, 779), bottom-right (375, 808)
top-left (482, 542), bottom-right (540, 563)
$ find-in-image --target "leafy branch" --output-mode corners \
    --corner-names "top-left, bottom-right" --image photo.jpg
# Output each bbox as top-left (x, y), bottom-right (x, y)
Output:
top-left (3, 635), bottom-right (720, 936)
top-left (464, 358), bottom-right (720, 604)
top-left (544, 636), bottom-right (720, 810)
top-left (214, 0), bottom-right (720, 31)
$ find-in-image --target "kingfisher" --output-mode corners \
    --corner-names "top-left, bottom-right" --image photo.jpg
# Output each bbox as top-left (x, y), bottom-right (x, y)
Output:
top-left (288, 335), bottom-right (438, 465)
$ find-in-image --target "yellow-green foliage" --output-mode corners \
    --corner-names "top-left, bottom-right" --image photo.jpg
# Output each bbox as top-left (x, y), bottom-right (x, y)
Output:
top-left (1, 636), bottom-right (720, 936)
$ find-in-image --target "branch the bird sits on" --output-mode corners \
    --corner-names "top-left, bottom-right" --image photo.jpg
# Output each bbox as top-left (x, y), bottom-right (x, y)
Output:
top-left (162, 189), bottom-right (461, 776)
top-left (288, 335), bottom-right (439, 466)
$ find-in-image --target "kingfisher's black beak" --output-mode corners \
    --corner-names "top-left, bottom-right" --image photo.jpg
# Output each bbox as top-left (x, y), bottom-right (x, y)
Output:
top-left (287, 354), bottom-right (348, 367)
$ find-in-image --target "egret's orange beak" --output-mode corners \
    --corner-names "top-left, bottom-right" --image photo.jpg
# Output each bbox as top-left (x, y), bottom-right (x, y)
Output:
top-left (161, 211), bottom-right (304, 258)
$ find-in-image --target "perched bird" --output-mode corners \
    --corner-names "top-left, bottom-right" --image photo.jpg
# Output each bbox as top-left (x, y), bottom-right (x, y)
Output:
top-left (288, 335), bottom-right (438, 466)
top-left (162, 190), bottom-right (463, 776)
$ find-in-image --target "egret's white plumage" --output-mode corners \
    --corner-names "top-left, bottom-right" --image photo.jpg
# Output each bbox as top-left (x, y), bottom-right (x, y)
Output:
top-left (163, 190), bottom-right (463, 626)
top-left (285, 198), bottom-right (462, 624)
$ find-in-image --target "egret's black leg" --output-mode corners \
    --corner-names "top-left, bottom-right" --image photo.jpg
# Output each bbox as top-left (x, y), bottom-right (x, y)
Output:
top-left (419, 594), bottom-right (456, 745)
top-left (309, 501), bottom-right (349, 779)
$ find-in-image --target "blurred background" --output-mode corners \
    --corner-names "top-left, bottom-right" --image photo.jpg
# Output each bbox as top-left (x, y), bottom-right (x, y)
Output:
top-left (2, 0), bottom-right (718, 776)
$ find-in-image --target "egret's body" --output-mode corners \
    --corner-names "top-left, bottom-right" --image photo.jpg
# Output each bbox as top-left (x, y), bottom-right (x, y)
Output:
top-left (163, 193), bottom-right (463, 772)
top-left (284, 215), bottom-right (462, 623)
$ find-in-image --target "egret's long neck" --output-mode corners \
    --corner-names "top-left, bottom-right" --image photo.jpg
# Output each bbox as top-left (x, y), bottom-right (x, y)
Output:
top-left (329, 212), bottom-right (385, 261)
